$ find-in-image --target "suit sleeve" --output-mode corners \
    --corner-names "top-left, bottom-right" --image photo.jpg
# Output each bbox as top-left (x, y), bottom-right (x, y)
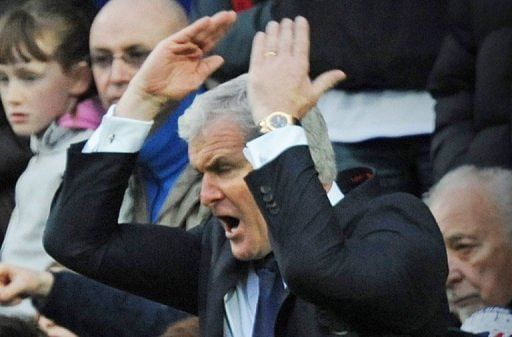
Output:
top-left (190, 0), bottom-right (274, 83)
top-left (34, 271), bottom-right (190, 337)
top-left (43, 144), bottom-right (202, 314)
top-left (428, 0), bottom-right (476, 181)
top-left (245, 146), bottom-right (448, 333)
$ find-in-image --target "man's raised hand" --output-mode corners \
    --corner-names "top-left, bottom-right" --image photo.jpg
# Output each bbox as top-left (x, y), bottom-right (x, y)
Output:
top-left (116, 10), bottom-right (237, 121)
top-left (248, 17), bottom-right (345, 123)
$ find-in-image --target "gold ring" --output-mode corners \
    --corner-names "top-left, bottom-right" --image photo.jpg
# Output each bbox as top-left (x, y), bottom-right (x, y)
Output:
top-left (264, 51), bottom-right (277, 57)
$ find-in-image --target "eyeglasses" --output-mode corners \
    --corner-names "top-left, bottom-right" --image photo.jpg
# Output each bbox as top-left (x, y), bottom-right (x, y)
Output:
top-left (90, 49), bottom-right (151, 69)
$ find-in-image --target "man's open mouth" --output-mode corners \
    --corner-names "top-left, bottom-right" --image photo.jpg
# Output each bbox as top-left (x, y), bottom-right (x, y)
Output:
top-left (218, 216), bottom-right (240, 231)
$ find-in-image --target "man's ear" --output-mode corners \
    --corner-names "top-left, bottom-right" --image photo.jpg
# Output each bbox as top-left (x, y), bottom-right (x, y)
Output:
top-left (68, 61), bottom-right (92, 96)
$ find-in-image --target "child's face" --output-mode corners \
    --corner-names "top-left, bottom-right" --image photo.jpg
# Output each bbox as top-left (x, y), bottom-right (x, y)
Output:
top-left (0, 55), bottom-right (79, 136)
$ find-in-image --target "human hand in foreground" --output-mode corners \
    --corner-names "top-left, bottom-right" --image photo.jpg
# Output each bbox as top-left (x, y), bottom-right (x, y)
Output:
top-left (116, 10), bottom-right (237, 121)
top-left (0, 263), bottom-right (53, 305)
top-left (38, 316), bottom-right (78, 337)
top-left (248, 17), bottom-right (345, 123)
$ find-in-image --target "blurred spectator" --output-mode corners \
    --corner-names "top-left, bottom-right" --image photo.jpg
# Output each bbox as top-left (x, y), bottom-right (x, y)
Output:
top-left (275, 1), bottom-right (448, 197)
top-left (0, 0), bottom-right (31, 247)
top-left (428, 0), bottom-right (512, 182)
top-left (425, 166), bottom-right (512, 326)
top-left (0, 0), bottom-right (97, 317)
top-left (190, 0), bottom-right (272, 85)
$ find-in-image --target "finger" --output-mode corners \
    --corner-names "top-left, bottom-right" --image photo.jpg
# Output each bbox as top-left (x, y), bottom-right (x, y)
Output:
top-left (293, 16), bottom-right (310, 59)
top-left (198, 55), bottom-right (225, 78)
top-left (194, 11), bottom-right (237, 52)
top-left (168, 42), bottom-right (203, 57)
top-left (277, 18), bottom-right (294, 56)
top-left (171, 16), bottom-right (212, 45)
top-left (249, 31), bottom-right (266, 69)
top-left (205, 11), bottom-right (237, 46)
top-left (264, 21), bottom-right (280, 56)
top-left (311, 70), bottom-right (346, 97)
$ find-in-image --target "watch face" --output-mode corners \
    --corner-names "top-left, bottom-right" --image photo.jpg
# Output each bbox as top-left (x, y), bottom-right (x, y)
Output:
top-left (269, 114), bottom-right (289, 128)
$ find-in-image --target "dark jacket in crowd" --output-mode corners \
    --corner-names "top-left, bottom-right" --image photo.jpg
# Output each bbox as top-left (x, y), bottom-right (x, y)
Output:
top-left (0, 108), bottom-right (31, 244)
top-left (274, 0), bottom-right (448, 91)
top-left (428, 0), bottom-right (512, 181)
top-left (33, 271), bottom-right (188, 337)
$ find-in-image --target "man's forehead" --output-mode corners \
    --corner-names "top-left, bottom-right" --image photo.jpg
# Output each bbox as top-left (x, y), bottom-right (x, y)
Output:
top-left (90, 22), bottom-right (165, 52)
top-left (188, 121), bottom-right (247, 171)
top-left (90, 1), bottom-right (178, 50)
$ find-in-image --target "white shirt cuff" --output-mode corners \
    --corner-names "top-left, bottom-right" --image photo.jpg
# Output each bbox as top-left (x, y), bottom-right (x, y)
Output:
top-left (243, 125), bottom-right (344, 206)
top-left (243, 126), bottom-right (307, 169)
top-left (326, 183), bottom-right (344, 206)
top-left (82, 104), bottom-right (154, 153)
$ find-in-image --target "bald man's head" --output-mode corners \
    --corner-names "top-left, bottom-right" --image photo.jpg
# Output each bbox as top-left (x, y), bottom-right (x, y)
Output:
top-left (90, 0), bottom-right (188, 108)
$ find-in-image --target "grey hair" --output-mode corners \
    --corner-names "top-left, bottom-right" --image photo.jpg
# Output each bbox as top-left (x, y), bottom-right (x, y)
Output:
top-left (424, 165), bottom-right (512, 242)
top-left (178, 74), bottom-right (337, 184)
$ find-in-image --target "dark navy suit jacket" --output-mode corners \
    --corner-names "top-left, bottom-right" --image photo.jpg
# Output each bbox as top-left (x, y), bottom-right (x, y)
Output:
top-left (44, 143), bottom-right (449, 337)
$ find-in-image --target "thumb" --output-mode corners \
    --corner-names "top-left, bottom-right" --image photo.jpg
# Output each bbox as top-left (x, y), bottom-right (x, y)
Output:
top-left (311, 70), bottom-right (346, 98)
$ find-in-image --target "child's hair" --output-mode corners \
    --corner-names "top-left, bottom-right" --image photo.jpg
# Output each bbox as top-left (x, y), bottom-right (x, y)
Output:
top-left (0, 0), bottom-right (96, 71)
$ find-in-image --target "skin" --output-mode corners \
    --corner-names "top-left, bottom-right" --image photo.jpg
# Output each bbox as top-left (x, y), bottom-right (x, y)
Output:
top-left (0, 264), bottom-right (53, 305)
top-left (431, 185), bottom-right (512, 322)
top-left (0, 36), bottom-right (90, 137)
top-left (38, 316), bottom-right (78, 337)
top-left (89, 0), bottom-right (188, 109)
top-left (189, 119), bottom-right (270, 261)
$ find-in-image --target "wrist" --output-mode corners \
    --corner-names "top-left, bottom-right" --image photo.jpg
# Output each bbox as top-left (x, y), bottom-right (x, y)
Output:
top-left (115, 85), bottom-right (166, 122)
top-left (258, 111), bottom-right (300, 134)
top-left (35, 271), bottom-right (54, 297)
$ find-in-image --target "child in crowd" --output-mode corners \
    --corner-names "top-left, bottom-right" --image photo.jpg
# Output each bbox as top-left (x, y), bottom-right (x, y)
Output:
top-left (0, 0), bottom-right (99, 316)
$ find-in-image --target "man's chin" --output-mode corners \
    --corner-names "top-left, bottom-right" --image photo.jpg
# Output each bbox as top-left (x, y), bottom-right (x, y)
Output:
top-left (229, 241), bottom-right (270, 261)
top-left (455, 303), bottom-right (486, 323)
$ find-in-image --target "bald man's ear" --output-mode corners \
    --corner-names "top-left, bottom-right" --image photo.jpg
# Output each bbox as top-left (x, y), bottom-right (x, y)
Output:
top-left (68, 61), bottom-right (93, 97)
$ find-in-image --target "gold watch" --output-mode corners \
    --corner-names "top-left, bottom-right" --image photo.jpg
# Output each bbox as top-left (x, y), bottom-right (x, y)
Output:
top-left (258, 111), bottom-right (300, 134)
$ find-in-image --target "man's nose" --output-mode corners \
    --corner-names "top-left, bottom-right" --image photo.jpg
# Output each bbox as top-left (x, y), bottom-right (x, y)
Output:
top-left (446, 254), bottom-right (464, 287)
top-left (109, 58), bottom-right (135, 84)
top-left (200, 174), bottom-right (224, 207)
top-left (4, 80), bottom-right (24, 106)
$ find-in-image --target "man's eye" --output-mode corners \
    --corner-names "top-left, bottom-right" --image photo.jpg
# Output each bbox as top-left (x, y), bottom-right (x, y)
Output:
top-left (454, 243), bottom-right (476, 256)
top-left (217, 165), bottom-right (232, 174)
top-left (0, 74), bottom-right (8, 83)
top-left (90, 54), bottom-right (112, 68)
top-left (125, 50), bottom-right (150, 66)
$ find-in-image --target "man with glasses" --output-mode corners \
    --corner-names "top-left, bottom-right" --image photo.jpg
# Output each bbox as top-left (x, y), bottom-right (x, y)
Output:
top-left (89, 0), bottom-right (209, 227)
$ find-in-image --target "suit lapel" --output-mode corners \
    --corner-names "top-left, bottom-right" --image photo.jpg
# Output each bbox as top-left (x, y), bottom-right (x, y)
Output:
top-left (205, 236), bottom-right (246, 337)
